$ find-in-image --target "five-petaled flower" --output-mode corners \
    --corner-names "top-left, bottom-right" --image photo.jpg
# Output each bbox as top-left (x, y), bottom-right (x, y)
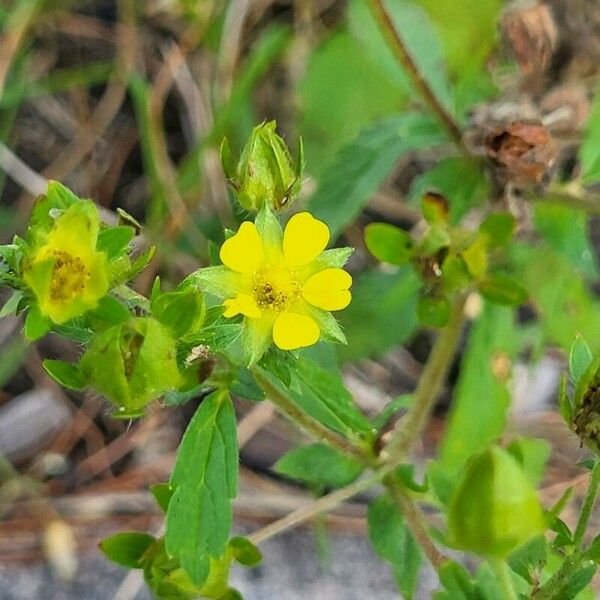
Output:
top-left (194, 209), bottom-right (352, 362)
top-left (23, 201), bottom-right (109, 324)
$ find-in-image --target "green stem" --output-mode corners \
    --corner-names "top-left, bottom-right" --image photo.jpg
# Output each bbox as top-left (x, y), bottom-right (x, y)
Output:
top-left (533, 183), bottom-right (600, 215)
top-left (366, 0), bottom-right (465, 150)
top-left (250, 365), bottom-right (373, 464)
top-left (531, 553), bottom-right (581, 600)
top-left (382, 294), bottom-right (466, 465)
top-left (491, 559), bottom-right (518, 600)
top-left (386, 477), bottom-right (449, 571)
top-left (573, 461), bottom-right (600, 548)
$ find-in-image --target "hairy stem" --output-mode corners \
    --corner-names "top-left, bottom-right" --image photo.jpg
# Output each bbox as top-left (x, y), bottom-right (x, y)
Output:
top-left (382, 294), bottom-right (466, 465)
top-left (386, 477), bottom-right (449, 570)
top-left (250, 365), bottom-right (373, 463)
top-left (366, 0), bottom-right (464, 149)
top-left (532, 183), bottom-right (600, 215)
top-left (573, 461), bottom-right (600, 548)
top-left (247, 474), bottom-right (379, 545)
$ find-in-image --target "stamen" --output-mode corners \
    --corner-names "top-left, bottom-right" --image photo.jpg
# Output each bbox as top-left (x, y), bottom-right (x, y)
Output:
top-left (48, 250), bottom-right (90, 302)
top-left (253, 268), bottom-right (300, 311)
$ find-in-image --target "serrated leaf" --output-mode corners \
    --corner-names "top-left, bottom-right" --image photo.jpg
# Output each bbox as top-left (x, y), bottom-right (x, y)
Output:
top-left (569, 335), bottom-right (593, 386)
top-left (368, 493), bottom-right (422, 599)
top-left (43, 359), bottom-right (86, 390)
top-left (507, 535), bottom-right (547, 584)
top-left (307, 113), bottom-right (445, 238)
top-left (97, 226), bottom-right (135, 261)
top-left (275, 443), bottom-right (364, 488)
top-left (166, 390), bottom-right (238, 585)
top-left (365, 223), bottom-right (413, 265)
top-left (99, 532), bottom-right (155, 568)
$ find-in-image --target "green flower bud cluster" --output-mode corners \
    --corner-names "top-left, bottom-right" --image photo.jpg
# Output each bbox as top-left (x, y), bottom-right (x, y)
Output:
top-left (365, 196), bottom-right (528, 327)
top-left (221, 121), bottom-right (303, 212)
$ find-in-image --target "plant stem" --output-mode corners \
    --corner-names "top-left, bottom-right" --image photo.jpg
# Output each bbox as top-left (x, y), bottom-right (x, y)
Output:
top-left (532, 183), bottom-right (600, 215)
top-left (382, 294), bottom-right (466, 465)
top-left (531, 553), bottom-right (581, 600)
top-left (250, 366), bottom-right (373, 464)
top-left (573, 461), bottom-right (600, 548)
top-left (491, 559), bottom-right (518, 600)
top-left (366, 0), bottom-right (465, 150)
top-left (247, 473), bottom-right (379, 545)
top-left (386, 477), bottom-right (449, 570)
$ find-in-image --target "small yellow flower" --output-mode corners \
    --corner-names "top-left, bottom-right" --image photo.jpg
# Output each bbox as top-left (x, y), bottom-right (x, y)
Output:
top-left (195, 209), bottom-right (352, 362)
top-left (23, 201), bottom-right (109, 324)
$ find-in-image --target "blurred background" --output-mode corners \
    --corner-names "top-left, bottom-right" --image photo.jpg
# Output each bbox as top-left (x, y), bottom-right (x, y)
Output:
top-left (0, 0), bottom-right (599, 598)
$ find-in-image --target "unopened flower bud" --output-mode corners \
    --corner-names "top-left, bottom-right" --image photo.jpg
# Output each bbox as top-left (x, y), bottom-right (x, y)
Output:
top-left (221, 121), bottom-right (303, 212)
top-left (80, 317), bottom-right (181, 418)
top-left (447, 446), bottom-right (545, 558)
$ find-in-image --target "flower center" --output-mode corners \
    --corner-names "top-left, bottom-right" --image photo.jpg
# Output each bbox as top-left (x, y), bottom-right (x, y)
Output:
top-left (253, 268), bottom-right (300, 311)
top-left (47, 250), bottom-right (90, 302)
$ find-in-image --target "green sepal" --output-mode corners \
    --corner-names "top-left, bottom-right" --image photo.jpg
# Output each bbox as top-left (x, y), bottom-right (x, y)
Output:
top-left (43, 359), bottom-right (86, 390)
top-left (99, 531), bottom-right (156, 569)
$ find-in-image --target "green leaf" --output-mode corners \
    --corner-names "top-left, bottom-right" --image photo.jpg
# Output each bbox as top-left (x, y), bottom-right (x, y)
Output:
top-left (417, 293), bottom-right (451, 327)
top-left (338, 268), bottom-right (420, 362)
top-left (365, 223), bottom-right (413, 265)
top-left (431, 302), bottom-right (517, 502)
top-left (348, 0), bottom-right (453, 111)
top-left (580, 89), bottom-right (600, 184)
top-left (299, 30), bottom-right (407, 174)
top-left (43, 359), bottom-right (86, 391)
top-left (435, 561), bottom-right (478, 600)
top-left (412, 0), bottom-right (503, 81)
top-left (533, 203), bottom-right (597, 277)
top-left (24, 307), bottom-right (52, 341)
top-left (90, 295), bottom-right (131, 325)
top-left (507, 535), bottom-right (547, 584)
top-left (506, 437), bottom-right (551, 487)
top-left (99, 532), bottom-right (155, 569)
top-left (479, 213), bottom-right (516, 247)
top-left (410, 158), bottom-right (488, 223)
top-left (478, 274), bottom-right (529, 307)
top-left (0, 291), bottom-right (23, 317)
top-left (570, 335), bottom-right (594, 386)
top-left (307, 113), bottom-right (445, 238)
top-left (514, 244), bottom-right (600, 354)
top-left (368, 493), bottom-right (422, 599)
top-left (166, 390), bottom-right (238, 585)
top-left (555, 563), bottom-right (597, 600)
top-left (152, 288), bottom-right (206, 339)
top-left (228, 537), bottom-right (262, 567)
top-left (275, 443), bottom-right (364, 488)
top-left (97, 226), bottom-right (135, 261)
top-left (150, 483), bottom-right (174, 513)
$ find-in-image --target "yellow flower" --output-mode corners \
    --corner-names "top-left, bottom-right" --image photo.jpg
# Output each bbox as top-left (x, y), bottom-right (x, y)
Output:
top-left (194, 209), bottom-right (352, 362)
top-left (23, 201), bottom-right (109, 324)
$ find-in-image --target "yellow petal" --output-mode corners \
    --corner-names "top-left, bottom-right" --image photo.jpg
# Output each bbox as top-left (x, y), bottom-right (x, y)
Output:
top-left (283, 212), bottom-right (329, 268)
top-left (220, 222), bottom-right (263, 274)
top-left (272, 312), bottom-right (320, 350)
top-left (223, 293), bottom-right (261, 319)
top-left (302, 268), bottom-right (352, 311)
